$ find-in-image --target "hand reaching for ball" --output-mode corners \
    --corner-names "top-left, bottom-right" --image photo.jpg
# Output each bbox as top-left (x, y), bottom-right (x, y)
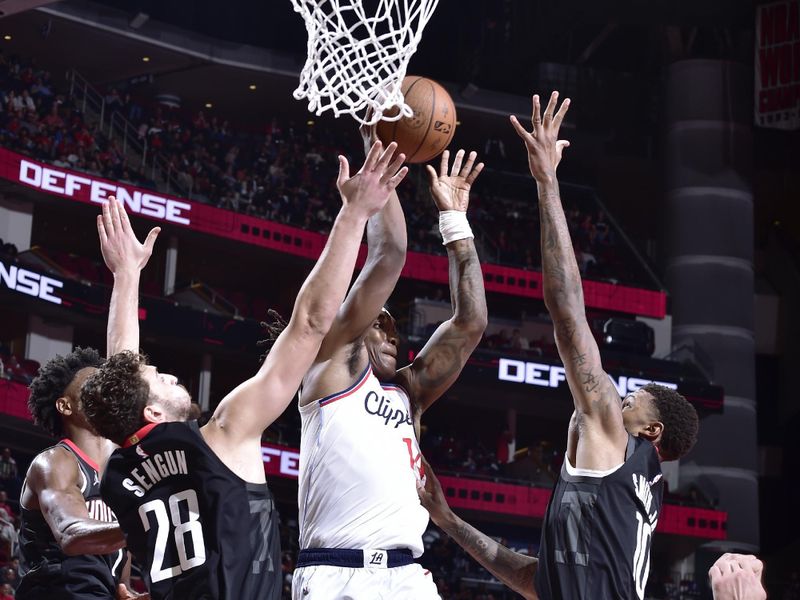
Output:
top-left (425, 149), bottom-right (485, 213)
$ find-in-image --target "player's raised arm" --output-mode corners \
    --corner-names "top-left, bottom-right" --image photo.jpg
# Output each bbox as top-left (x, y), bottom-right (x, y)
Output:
top-left (23, 448), bottom-right (125, 556)
top-left (97, 197), bottom-right (160, 356)
top-left (418, 459), bottom-right (538, 600)
top-left (396, 149), bottom-right (488, 413)
top-left (205, 141), bottom-right (408, 445)
top-left (510, 92), bottom-right (627, 467)
top-left (317, 125), bottom-right (407, 359)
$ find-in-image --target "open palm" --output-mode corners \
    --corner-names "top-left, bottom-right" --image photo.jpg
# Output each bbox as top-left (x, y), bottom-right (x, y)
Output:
top-left (426, 149), bottom-right (484, 212)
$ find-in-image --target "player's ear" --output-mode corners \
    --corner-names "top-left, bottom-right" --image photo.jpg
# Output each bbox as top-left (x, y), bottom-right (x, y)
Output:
top-left (143, 402), bottom-right (166, 424)
top-left (641, 420), bottom-right (663, 444)
top-left (56, 396), bottom-right (73, 417)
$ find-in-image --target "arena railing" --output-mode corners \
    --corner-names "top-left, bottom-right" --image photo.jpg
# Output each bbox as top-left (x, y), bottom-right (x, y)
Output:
top-left (66, 69), bottom-right (186, 197)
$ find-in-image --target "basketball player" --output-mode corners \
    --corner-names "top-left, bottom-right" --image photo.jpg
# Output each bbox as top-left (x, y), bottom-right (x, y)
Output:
top-left (17, 348), bottom-right (128, 600)
top-left (17, 203), bottom-right (159, 600)
top-left (82, 142), bottom-right (408, 600)
top-left (508, 92), bottom-right (699, 598)
top-left (420, 466), bottom-right (766, 600)
top-left (291, 143), bottom-right (487, 599)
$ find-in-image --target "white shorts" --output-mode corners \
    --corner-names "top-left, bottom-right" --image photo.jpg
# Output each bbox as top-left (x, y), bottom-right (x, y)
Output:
top-left (291, 563), bottom-right (440, 600)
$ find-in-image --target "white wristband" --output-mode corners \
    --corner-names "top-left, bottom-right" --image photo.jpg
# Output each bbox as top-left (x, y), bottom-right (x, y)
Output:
top-left (438, 210), bottom-right (473, 246)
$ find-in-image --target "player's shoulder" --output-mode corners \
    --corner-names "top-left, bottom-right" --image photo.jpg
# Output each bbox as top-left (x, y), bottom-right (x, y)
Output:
top-left (26, 445), bottom-right (80, 488)
top-left (30, 444), bottom-right (76, 470)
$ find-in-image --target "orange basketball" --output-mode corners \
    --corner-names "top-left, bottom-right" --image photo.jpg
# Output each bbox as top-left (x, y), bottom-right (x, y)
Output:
top-left (376, 76), bottom-right (457, 164)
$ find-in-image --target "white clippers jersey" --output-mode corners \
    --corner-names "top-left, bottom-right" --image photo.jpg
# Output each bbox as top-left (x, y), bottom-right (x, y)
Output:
top-left (298, 365), bottom-right (429, 557)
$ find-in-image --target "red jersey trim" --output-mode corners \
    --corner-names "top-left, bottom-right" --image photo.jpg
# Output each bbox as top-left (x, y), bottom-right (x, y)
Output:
top-left (123, 423), bottom-right (158, 448)
top-left (319, 365), bottom-right (372, 407)
top-left (61, 438), bottom-right (100, 473)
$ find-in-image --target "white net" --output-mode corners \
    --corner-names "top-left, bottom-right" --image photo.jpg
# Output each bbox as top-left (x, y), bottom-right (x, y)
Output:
top-left (290, 0), bottom-right (440, 125)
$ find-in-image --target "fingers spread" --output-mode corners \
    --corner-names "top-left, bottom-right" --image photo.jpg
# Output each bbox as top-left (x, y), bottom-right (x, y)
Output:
top-left (376, 141), bottom-right (399, 170)
top-left (509, 115), bottom-right (533, 141)
top-left (364, 140), bottom-right (384, 172)
top-left (380, 152), bottom-right (406, 185)
top-left (450, 149), bottom-right (465, 176)
top-left (460, 150), bottom-right (477, 178)
top-left (553, 97), bottom-right (571, 130)
top-left (465, 161), bottom-right (485, 185)
top-left (144, 227), bottom-right (161, 253)
top-left (388, 166), bottom-right (409, 189)
top-left (543, 90), bottom-right (559, 123)
top-left (439, 149), bottom-right (450, 178)
top-left (425, 164), bottom-right (438, 186)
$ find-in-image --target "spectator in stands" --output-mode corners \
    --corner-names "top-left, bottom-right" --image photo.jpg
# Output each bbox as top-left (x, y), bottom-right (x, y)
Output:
top-left (0, 583), bottom-right (13, 600)
top-left (0, 51), bottom-right (646, 286)
top-left (0, 491), bottom-right (14, 522)
top-left (104, 87), bottom-right (122, 111)
top-left (509, 328), bottom-right (530, 351)
top-left (0, 450), bottom-right (17, 488)
top-left (20, 89), bottom-right (36, 112)
top-left (0, 505), bottom-right (17, 564)
top-left (495, 430), bottom-right (515, 465)
top-left (0, 566), bottom-right (17, 592)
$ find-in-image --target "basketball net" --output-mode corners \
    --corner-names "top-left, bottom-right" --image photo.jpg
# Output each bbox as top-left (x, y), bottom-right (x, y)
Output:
top-left (290, 0), bottom-right (440, 125)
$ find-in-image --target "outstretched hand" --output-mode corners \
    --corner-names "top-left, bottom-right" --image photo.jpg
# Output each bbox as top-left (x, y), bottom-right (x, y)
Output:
top-left (416, 456), bottom-right (453, 527)
top-left (425, 149), bottom-right (484, 212)
top-left (336, 141), bottom-right (408, 218)
top-left (97, 196), bottom-right (160, 276)
top-left (510, 91), bottom-right (571, 183)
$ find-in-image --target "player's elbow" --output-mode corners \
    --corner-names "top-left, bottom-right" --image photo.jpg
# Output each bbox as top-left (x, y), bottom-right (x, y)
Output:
top-left (366, 242), bottom-right (406, 276)
top-left (59, 531), bottom-right (86, 556)
top-left (452, 313), bottom-right (488, 340)
top-left (378, 238), bottom-right (407, 261)
top-left (297, 304), bottom-right (337, 340)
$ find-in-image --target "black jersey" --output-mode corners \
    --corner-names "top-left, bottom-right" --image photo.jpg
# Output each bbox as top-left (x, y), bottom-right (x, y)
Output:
top-left (101, 420), bottom-right (281, 600)
top-left (17, 439), bottom-right (125, 600)
top-left (535, 436), bottom-right (664, 600)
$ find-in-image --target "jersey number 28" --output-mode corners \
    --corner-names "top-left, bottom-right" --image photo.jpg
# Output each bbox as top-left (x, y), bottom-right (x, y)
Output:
top-left (139, 489), bottom-right (207, 583)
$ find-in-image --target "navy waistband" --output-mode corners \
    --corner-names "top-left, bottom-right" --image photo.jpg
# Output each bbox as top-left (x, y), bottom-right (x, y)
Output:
top-left (296, 548), bottom-right (414, 569)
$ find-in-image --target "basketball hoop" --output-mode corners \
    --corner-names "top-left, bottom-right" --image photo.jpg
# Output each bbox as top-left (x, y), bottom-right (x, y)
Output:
top-left (290, 0), bottom-right (440, 125)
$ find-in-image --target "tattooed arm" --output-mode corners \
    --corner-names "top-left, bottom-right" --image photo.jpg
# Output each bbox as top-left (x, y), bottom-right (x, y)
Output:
top-left (396, 150), bottom-right (488, 413)
top-left (510, 92), bottom-right (627, 470)
top-left (418, 459), bottom-right (539, 599)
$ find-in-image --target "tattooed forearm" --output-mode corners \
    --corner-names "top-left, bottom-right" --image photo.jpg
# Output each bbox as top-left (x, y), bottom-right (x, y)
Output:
top-left (440, 516), bottom-right (537, 598)
top-left (446, 238), bottom-right (487, 328)
top-left (538, 182), bottom-right (584, 320)
top-left (407, 238), bottom-right (488, 411)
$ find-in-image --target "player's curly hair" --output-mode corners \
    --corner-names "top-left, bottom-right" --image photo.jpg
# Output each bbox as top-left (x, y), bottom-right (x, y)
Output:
top-left (27, 346), bottom-right (103, 438)
top-left (642, 383), bottom-right (699, 461)
top-left (82, 351), bottom-right (151, 446)
top-left (257, 309), bottom-right (288, 362)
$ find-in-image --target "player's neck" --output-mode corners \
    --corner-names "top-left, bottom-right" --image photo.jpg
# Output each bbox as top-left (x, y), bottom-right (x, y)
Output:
top-left (63, 424), bottom-right (115, 467)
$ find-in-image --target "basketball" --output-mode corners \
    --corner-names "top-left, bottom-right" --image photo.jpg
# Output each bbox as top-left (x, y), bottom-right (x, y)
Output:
top-left (376, 76), bottom-right (457, 164)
